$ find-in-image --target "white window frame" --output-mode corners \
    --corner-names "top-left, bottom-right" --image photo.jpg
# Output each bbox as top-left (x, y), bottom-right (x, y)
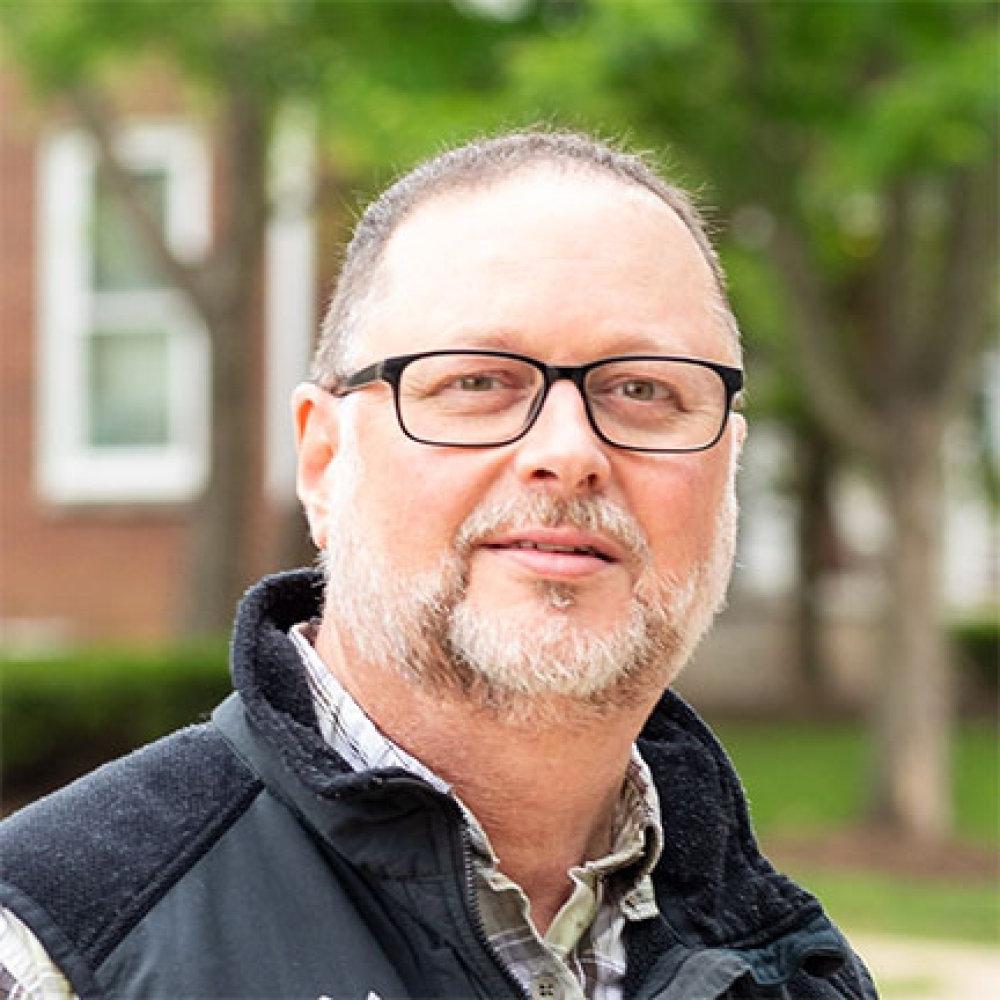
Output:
top-left (36, 123), bottom-right (211, 503)
top-left (265, 109), bottom-right (316, 500)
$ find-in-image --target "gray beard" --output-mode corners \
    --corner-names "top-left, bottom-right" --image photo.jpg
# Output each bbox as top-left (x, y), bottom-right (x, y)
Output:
top-left (319, 474), bottom-right (737, 725)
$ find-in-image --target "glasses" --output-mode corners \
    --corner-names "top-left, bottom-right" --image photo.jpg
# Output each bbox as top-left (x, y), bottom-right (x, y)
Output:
top-left (329, 350), bottom-right (743, 453)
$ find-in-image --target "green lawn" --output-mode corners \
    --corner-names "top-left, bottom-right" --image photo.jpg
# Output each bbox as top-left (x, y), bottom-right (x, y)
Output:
top-left (713, 720), bottom-right (999, 845)
top-left (712, 720), bottom-right (999, 944)
top-left (786, 867), bottom-right (999, 945)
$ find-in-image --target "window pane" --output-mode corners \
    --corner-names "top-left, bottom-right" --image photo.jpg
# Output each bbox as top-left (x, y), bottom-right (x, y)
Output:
top-left (88, 329), bottom-right (170, 447)
top-left (91, 170), bottom-right (167, 291)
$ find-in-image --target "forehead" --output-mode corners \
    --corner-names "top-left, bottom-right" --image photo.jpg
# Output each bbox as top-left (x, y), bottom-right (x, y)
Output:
top-left (364, 169), bottom-right (733, 365)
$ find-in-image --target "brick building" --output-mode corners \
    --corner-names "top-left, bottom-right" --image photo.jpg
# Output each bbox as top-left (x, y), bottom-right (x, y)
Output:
top-left (1, 67), bottom-right (319, 646)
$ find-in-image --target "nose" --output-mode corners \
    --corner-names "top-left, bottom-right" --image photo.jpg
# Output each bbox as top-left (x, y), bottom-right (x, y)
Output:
top-left (513, 380), bottom-right (612, 495)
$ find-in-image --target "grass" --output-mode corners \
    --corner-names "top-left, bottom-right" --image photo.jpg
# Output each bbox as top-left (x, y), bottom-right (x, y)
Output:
top-left (954, 723), bottom-right (1000, 845)
top-left (788, 867), bottom-right (999, 945)
top-left (711, 719), bottom-right (1000, 945)
top-left (713, 720), bottom-right (999, 845)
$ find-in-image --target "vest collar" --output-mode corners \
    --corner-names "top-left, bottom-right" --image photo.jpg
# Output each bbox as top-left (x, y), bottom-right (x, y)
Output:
top-left (226, 569), bottom-right (851, 983)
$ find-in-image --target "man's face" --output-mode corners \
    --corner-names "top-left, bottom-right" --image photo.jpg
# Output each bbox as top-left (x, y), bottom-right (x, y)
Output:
top-left (299, 169), bottom-right (744, 717)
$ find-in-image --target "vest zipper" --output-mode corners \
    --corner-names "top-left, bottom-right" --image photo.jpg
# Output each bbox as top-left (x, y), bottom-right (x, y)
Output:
top-left (457, 821), bottom-right (531, 1000)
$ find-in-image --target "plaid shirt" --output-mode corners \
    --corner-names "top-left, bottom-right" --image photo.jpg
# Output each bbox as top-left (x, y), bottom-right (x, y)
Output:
top-left (292, 623), bottom-right (663, 1000)
top-left (0, 910), bottom-right (72, 1000)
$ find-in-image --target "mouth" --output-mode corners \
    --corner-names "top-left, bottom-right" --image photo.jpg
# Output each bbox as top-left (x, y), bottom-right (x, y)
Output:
top-left (478, 529), bottom-right (624, 580)
top-left (486, 539), bottom-right (615, 563)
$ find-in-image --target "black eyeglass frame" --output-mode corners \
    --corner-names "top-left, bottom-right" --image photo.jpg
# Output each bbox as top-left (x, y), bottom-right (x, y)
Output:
top-left (328, 349), bottom-right (744, 454)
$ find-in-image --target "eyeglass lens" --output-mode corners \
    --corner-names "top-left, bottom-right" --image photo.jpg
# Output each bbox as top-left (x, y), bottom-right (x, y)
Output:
top-left (397, 354), bottom-right (729, 450)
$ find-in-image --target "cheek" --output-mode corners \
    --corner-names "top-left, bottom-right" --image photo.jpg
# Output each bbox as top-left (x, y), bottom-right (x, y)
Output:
top-left (359, 467), bottom-right (447, 571)
top-left (349, 428), bottom-right (500, 573)
top-left (633, 458), bottom-right (731, 574)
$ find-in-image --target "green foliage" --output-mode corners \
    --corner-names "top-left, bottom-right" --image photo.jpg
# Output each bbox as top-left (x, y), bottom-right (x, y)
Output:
top-left (1, 641), bottom-right (230, 800)
top-left (500, 0), bottom-right (998, 415)
top-left (6, 0), bottom-right (993, 380)
top-left (0, 0), bottom-right (533, 172)
top-left (714, 720), bottom-right (1000, 845)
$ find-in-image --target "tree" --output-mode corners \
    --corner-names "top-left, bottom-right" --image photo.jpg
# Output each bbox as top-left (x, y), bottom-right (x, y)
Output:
top-left (2, 0), bottom-right (525, 634)
top-left (5, 0), bottom-right (994, 838)
top-left (501, 0), bottom-right (997, 838)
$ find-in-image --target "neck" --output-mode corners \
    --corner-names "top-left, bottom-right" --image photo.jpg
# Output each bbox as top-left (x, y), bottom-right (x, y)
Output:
top-left (314, 617), bottom-right (656, 933)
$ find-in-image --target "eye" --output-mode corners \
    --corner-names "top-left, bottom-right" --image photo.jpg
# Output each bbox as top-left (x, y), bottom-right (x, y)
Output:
top-left (456, 374), bottom-right (505, 392)
top-left (614, 379), bottom-right (673, 402)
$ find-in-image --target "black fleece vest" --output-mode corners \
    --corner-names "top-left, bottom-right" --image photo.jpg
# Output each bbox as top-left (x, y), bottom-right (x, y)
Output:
top-left (0, 570), bottom-right (877, 999)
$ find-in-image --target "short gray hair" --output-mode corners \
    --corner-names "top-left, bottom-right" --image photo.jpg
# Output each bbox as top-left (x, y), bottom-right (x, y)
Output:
top-left (312, 129), bottom-right (738, 383)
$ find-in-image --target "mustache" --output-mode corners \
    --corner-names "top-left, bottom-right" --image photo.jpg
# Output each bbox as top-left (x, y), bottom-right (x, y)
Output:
top-left (454, 493), bottom-right (651, 566)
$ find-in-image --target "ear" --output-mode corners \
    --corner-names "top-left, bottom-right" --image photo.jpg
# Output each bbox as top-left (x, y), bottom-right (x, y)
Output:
top-left (291, 382), bottom-right (339, 551)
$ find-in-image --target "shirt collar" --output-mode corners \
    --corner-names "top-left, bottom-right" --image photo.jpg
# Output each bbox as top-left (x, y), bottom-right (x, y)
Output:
top-left (289, 620), bottom-right (449, 793)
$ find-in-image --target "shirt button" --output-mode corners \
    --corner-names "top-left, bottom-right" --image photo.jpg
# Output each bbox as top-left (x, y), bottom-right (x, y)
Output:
top-left (532, 974), bottom-right (560, 1000)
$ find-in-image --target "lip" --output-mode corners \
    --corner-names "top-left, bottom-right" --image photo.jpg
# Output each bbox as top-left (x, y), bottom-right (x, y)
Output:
top-left (477, 528), bottom-right (625, 580)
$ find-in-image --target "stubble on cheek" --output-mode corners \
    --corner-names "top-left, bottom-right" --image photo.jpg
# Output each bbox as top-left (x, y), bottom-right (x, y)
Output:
top-left (319, 456), bottom-right (739, 723)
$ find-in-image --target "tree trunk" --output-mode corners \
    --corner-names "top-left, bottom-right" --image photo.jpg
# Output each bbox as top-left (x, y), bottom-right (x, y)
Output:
top-left (869, 405), bottom-right (952, 839)
top-left (183, 89), bottom-right (268, 635)
top-left (794, 423), bottom-right (840, 704)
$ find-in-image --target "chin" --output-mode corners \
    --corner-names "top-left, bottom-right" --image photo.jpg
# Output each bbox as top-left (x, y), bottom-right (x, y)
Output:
top-left (447, 590), bottom-right (670, 705)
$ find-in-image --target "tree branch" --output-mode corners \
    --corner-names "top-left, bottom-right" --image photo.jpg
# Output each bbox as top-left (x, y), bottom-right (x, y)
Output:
top-left (920, 162), bottom-right (998, 411)
top-left (769, 222), bottom-right (887, 461)
top-left (70, 87), bottom-right (217, 327)
top-left (874, 179), bottom-right (919, 393)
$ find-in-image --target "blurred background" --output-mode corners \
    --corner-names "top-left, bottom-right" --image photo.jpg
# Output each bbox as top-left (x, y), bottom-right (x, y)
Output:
top-left (1, 2), bottom-right (996, 995)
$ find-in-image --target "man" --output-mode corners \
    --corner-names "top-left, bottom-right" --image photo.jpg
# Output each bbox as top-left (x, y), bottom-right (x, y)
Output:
top-left (0, 131), bottom-right (876, 999)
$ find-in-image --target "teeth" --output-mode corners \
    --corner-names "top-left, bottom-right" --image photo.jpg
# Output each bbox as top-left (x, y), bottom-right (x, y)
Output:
top-left (510, 541), bottom-right (600, 557)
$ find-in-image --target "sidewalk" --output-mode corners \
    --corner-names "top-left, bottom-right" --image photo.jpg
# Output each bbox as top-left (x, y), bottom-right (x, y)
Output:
top-left (852, 933), bottom-right (1000, 1000)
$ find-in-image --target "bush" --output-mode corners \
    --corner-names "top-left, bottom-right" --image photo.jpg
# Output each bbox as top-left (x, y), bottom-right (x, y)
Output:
top-left (951, 609), bottom-right (999, 696)
top-left (2, 640), bottom-right (231, 805)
